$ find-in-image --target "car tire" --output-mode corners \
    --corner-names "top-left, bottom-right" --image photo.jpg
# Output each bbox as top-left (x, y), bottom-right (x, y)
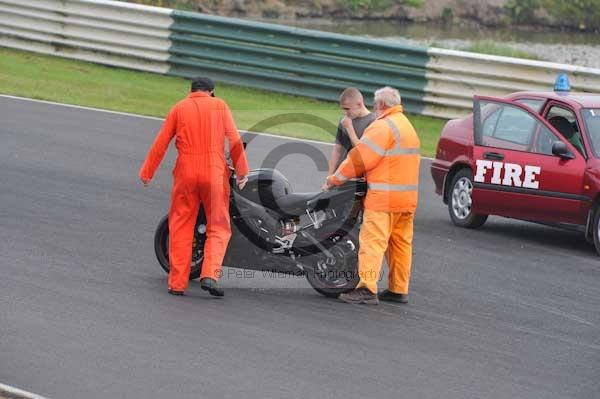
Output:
top-left (591, 205), bottom-right (600, 256)
top-left (447, 168), bottom-right (488, 229)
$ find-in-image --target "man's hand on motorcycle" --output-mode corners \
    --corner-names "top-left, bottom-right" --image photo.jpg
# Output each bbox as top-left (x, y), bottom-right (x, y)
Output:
top-left (322, 177), bottom-right (336, 191)
top-left (236, 175), bottom-right (248, 190)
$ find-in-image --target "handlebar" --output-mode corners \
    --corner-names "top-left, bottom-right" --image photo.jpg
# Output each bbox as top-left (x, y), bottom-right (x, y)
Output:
top-left (306, 178), bottom-right (366, 208)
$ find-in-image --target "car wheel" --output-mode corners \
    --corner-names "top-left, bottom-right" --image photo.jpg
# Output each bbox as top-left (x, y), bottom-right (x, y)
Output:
top-left (591, 205), bottom-right (600, 256)
top-left (448, 168), bottom-right (488, 229)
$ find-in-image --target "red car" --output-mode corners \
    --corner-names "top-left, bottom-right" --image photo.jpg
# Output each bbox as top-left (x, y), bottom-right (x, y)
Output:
top-left (431, 80), bottom-right (600, 255)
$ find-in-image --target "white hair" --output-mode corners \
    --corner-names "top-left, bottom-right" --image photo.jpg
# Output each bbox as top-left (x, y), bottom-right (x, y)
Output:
top-left (373, 86), bottom-right (402, 108)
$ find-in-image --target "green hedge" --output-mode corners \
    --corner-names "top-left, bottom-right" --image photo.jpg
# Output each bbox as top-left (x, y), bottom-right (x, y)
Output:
top-left (506, 0), bottom-right (600, 30)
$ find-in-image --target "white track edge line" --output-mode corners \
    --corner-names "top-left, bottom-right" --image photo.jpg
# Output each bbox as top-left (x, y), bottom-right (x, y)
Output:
top-left (0, 94), bottom-right (435, 160)
top-left (0, 383), bottom-right (51, 399)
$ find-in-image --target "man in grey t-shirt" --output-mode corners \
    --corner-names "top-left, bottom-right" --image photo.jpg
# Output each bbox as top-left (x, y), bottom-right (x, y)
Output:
top-left (322, 88), bottom-right (376, 189)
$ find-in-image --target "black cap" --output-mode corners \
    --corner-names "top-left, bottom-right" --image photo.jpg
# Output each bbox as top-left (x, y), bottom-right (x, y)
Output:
top-left (191, 77), bottom-right (215, 92)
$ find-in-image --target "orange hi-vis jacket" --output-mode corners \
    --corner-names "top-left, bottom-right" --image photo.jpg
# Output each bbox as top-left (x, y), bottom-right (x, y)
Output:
top-left (327, 105), bottom-right (420, 213)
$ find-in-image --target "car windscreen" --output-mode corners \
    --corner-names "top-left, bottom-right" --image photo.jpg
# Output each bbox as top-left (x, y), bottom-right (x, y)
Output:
top-left (582, 108), bottom-right (600, 157)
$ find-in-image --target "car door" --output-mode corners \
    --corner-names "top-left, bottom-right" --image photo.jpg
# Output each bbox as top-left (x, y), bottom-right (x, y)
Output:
top-left (471, 96), bottom-right (587, 225)
top-left (542, 102), bottom-right (587, 158)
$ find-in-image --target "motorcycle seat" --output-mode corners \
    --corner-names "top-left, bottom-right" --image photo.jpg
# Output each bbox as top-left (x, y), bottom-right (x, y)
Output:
top-left (270, 192), bottom-right (322, 216)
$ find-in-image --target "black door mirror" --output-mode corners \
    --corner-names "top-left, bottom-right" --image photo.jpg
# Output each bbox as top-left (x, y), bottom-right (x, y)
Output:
top-left (551, 141), bottom-right (574, 159)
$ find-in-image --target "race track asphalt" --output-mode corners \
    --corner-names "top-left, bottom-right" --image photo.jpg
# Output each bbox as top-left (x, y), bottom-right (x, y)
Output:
top-left (1, 96), bottom-right (598, 399)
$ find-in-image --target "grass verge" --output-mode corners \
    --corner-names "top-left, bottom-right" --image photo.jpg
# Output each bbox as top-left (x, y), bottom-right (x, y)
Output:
top-left (462, 40), bottom-right (539, 60)
top-left (0, 47), bottom-right (446, 156)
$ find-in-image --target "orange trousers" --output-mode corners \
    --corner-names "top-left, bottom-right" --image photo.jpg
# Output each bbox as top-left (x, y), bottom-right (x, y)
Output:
top-left (168, 155), bottom-right (231, 291)
top-left (356, 209), bottom-right (415, 294)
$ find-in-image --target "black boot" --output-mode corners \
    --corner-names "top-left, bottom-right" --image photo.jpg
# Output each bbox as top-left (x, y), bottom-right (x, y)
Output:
top-left (338, 287), bottom-right (379, 305)
top-left (378, 290), bottom-right (408, 304)
top-left (200, 278), bottom-right (224, 297)
top-left (168, 289), bottom-right (184, 296)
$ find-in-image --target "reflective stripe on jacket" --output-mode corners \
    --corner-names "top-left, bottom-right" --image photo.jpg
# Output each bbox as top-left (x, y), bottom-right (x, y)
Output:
top-left (327, 105), bottom-right (420, 212)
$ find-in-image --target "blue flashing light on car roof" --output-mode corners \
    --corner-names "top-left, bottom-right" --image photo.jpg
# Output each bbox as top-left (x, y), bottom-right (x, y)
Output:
top-left (554, 73), bottom-right (571, 92)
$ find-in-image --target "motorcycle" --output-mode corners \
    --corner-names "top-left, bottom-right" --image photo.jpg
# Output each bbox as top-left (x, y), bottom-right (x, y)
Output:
top-left (153, 159), bottom-right (366, 297)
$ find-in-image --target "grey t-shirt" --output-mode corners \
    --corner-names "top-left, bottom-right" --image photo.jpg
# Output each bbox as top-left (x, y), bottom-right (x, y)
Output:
top-left (335, 112), bottom-right (377, 165)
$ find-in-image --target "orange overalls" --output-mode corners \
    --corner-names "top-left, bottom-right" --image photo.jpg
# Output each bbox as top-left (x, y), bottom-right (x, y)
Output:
top-left (139, 92), bottom-right (249, 292)
top-left (327, 105), bottom-right (420, 294)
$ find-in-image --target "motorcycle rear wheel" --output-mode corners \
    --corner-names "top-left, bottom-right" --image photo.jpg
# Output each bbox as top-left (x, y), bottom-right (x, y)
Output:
top-left (304, 232), bottom-right (360, 298)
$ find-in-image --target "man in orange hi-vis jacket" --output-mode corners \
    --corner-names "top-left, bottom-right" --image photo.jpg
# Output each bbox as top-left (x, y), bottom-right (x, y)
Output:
top-left (326, 86), bottom-right (420, 305)
top-left (139, 77), bottom-right (249, 297)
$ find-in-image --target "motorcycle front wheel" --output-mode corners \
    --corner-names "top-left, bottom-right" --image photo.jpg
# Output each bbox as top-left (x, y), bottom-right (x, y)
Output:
top-left (154, 210), bottom-right (206, 280)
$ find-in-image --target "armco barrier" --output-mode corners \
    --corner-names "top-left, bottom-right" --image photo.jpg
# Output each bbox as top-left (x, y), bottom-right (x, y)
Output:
top-left (424, 48), bottom-right (600, 119)
top-left (0, 0), bottom-right (172, 73)
top-left (167, 9), bottom-right (429, 114)
top-left (1, 0), bottom-right (600, 119)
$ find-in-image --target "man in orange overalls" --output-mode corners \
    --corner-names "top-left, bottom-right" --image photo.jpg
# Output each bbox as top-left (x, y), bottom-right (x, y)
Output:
top-left (326, 86), bottom-right (420, 305)
top-left (139, 77), bottom-right (249, 297)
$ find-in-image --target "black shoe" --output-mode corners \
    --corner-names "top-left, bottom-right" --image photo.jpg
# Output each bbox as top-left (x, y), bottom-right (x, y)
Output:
top-left (338, 288), bottom-right (379, 305)
top-left (200, 278), bottom-right (224, 297)
top-left (378, 290), bottom-right (408, 304)
top-left (168, 289), bottom-right (185, 296)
